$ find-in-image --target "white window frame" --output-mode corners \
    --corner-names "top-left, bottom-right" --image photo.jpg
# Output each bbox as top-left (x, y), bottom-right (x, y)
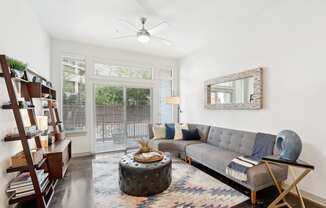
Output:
top-left (61, 56), bottom-right (87, 134)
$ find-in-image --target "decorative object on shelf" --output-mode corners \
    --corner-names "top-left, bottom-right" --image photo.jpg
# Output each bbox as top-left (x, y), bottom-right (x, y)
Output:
top-left (40, 136), bottom-right (48, 148)
top-left (35, 116), bottom-right (48, 132)
top-left (166, 96), bottom-right (182, 123)
top-left (32, 76), bottom-right (42, 83)
top-left (6, 57), bottom-right (27, 71)
top-left (10, 149), bottom-right (43, 168)
top-left (46, 81), bottom-right (52, 88)
top-left (20, 109), bottom-right (32, 128)
top-left (54, 132), bottom-right (64, 141)
top-left (48, 135), bottom-right (54, 145)
top-left (5, 57), bottom-right (27, 78)
top-left (275, 130), bottom-right (302, 161)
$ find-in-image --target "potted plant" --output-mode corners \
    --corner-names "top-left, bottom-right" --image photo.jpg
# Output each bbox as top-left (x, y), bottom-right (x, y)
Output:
top-left (6, 57), bottom-right (27, 78)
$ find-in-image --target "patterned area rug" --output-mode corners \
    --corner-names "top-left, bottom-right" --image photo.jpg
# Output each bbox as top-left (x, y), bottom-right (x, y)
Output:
top-left (93, 153), bottom-right (248, 208)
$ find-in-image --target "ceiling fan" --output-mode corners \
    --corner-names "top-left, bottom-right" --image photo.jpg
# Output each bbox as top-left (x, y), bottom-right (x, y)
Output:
top-left (114, 17), bottom-right (172, 46)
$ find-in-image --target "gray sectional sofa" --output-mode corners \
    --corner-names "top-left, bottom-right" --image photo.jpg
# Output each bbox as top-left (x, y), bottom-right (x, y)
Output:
top-left (148, 123), bottom-right (288, 204)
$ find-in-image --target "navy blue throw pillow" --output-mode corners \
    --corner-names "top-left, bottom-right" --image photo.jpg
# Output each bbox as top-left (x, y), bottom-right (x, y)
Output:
top-left (182, 128), bottom-right (201, 140)
top-left (165, 123), bottom-right (175, 139)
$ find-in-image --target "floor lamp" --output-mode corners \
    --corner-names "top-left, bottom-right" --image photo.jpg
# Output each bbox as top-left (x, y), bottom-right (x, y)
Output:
top-left (166, 96), bottom-right (181, 123)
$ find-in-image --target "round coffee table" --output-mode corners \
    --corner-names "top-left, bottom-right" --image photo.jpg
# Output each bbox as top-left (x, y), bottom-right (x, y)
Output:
top-left (119, 153), bottom-right (172, 196)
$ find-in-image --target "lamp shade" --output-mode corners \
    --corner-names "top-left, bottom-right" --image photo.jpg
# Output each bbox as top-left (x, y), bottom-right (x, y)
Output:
top-left (166, 96), bottom-right (180, 105)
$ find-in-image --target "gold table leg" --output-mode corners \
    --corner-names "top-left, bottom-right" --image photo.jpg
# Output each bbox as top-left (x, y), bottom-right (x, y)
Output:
top-left (289, 167), bottom-right (306, 208)
top-left (265, 161), bottom-right (311, 208)
top-left (264, 162), bottom-right (291, 207)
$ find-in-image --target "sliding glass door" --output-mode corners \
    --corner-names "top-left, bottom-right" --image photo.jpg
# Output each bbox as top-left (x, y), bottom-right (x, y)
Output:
top-left (95, 84), bottom-right (152, 153)
top-left (126, 88), bottom-right (151, 149)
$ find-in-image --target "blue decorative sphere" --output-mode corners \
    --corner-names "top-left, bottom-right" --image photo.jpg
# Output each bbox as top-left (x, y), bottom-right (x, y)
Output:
top-left (276, 130), bottom-right (302, 161)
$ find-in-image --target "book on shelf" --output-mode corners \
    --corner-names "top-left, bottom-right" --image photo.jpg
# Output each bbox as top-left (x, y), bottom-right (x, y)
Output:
top-left (11, 178), bottom-right (49, 200)
top-left (9, 170), bottom-right (44, 186)
top-left (7, 170), bottom-right (48, 193)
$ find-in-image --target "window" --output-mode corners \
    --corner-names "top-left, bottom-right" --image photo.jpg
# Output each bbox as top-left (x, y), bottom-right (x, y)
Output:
top-left (159, 69), bottom-right (173, 123)
top-left (94, 63), bottom-right (152, 80)
top-left (62, 57), bottom-right (86, 131)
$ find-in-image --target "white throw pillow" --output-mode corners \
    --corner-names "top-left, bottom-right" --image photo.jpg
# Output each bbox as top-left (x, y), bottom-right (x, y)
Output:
top-left (152, 124), bottom-right (166, 139)
top-left (174, 123), bottom-right (189, 140)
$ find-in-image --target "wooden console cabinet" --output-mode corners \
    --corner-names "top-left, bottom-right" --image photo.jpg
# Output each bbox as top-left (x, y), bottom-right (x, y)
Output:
top-left (45, 139), bottom-right (72, 179)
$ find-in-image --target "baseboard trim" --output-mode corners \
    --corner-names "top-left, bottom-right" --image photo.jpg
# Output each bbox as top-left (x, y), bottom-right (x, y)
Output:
top-left (284, 184), bottom-right (326, 207)
top-left (72, 152), bottom-right (93, 158)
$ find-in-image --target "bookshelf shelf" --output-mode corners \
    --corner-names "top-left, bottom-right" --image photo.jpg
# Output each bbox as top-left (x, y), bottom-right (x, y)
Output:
top-left (4, 130), bottom-right (43, 142)
top-left (1, 104), bottom-right (35, 110)
top-left (0, 73), bottom-right (29, 83)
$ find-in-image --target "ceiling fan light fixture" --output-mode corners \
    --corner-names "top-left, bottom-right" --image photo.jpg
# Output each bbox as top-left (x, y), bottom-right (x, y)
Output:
top-left (137, 34), bottom-right (150, 43)
top-left (137, 29), bottom-right (150, 43)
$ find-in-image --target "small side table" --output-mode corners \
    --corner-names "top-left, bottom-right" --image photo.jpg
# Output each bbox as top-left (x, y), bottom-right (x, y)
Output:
top-left (262, 155), bottom-right (314, 208)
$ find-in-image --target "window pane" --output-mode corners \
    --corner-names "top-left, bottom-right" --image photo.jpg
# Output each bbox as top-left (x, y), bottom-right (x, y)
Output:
top-left (159, 80), bottom-right (173, 123)
top-left (62, 57), bottom-right (86, 131)
top-left (94, 63), bottom-right (152, 80)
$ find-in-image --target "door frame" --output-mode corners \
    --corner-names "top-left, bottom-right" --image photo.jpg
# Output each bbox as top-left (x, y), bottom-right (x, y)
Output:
top-left (90, 80), bottom-right (154, 154)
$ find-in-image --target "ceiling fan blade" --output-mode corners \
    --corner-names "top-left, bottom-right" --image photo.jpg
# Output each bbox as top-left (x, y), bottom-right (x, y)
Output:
top-left (148, 21), bottom-right (169, 34)
top-left (151, 36), bottom-right (172, 46)
top-left (112, 35), bottom-right (136, 40)
top-left (117, 19), bottom-right (139, 32)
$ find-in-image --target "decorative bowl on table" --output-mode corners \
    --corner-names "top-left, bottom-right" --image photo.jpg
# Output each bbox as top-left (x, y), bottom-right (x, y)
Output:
top-left (133, 138), bottom-right (164, 163)
top-left (134, 151), bottom-right (164, 163)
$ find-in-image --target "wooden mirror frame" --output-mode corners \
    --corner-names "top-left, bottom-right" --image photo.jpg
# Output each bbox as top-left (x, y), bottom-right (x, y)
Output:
top-left (204, 68), bottom-right (263, 110)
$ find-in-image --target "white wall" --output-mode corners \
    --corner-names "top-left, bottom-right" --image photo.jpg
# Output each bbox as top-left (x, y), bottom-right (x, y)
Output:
top-left (0, 0), bottom-right (50, 207)
top-left (179, 0), bottom-right (326, 204)
top-left (51, 39), bottom-right (177, 156)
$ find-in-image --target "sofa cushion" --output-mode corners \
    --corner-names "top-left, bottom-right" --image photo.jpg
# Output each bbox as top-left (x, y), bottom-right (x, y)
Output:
top-left (247, 163), bottom-right (288, 188)
top-left (165, 123), bottom-right (175, 139)
top-left (152, 124), bottom-right (166, 139)
top-left (188, 124), bottom-right (211, 142)
top-left (207, 126), bottom-right (256, 155)
top-left (186, 143), bottom-right (241, 173)
top-left (174, 123), bottom-right (189, 140)
top-left (182, 129), bottom-right (201, 140)
top-left (148, 123), bottom-right (155, 139)
top-left (149, 139), bottom-right (202, 153)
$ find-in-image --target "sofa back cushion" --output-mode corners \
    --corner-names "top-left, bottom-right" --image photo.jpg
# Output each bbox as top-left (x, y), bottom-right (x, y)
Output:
top-left (188, 124), bottom-right (211, 142)
top-left (207, 126), bottom-right (256, 155)
top-left (148, 123), bottom-right (155, 139)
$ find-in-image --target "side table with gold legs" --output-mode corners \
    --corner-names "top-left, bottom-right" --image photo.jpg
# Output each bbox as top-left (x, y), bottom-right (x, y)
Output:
top-left (262, 155), bottom-right (314, 208)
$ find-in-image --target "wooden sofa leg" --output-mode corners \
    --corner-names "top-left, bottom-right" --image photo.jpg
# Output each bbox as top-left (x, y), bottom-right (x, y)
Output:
top-left (188, 157), bottom-right (192, 165)
top-left (251, 191), bottom-right (257, 204)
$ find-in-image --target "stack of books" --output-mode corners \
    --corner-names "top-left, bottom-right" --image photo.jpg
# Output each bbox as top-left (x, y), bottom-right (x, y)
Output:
top-left (7, 169), bottom-right (49, 199)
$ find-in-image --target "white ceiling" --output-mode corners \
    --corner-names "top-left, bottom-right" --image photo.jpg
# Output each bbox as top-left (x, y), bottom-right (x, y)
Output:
top-left (30, 0), bottom-right (279, 58)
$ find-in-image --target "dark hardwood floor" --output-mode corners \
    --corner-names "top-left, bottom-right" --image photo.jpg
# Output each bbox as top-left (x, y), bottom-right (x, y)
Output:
top-left (21, 153), bottom-right (322, 208)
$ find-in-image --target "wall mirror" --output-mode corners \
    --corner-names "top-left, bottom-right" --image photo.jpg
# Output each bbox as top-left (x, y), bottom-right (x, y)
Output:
top-left (204, 68), bottom-right (263, 110)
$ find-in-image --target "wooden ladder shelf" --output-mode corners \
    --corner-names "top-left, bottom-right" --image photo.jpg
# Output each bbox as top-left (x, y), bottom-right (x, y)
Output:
top-left (0, 55), bottom-right (70, 207)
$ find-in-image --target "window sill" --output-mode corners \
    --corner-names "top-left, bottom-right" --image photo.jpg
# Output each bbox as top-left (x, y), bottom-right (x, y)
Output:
top-left (65, 130), bottom-right (88, 137)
